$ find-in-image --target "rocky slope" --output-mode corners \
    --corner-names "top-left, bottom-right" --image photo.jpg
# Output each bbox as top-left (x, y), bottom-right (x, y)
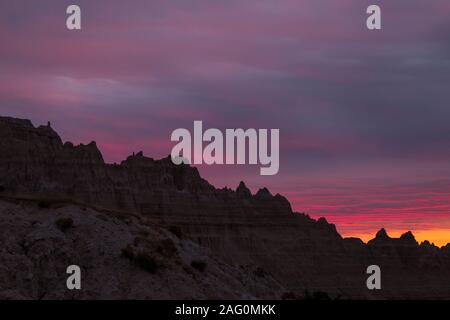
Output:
top-left (1, 116), bottom-right (450, 299)
top-left (0, 198), bottom-right (284, 299)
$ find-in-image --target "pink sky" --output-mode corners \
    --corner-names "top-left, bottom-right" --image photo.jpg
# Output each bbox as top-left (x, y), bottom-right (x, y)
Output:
top-left (1, 0), bottom-right (450, 245)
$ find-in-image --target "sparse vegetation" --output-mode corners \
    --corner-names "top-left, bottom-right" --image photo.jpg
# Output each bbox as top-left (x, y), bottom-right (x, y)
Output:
top-left (38, 200), bottom-right (52, 209)
top-left (121, 243), bottom-right (163, 274)
top-left (121, 245), bottom-right (135, 260)
top-left (191, 259), bottom-right (207, 272)
top-left (183, 265), bottom-right (195, 276)
top-left (156, 239), bottom-right (178, 257)
top-left (135, 253), bottom-right (160, 273)
top-left (55, 217), bottom-right (74, 232)
top-left (168, 225), bottom-right (183, 239)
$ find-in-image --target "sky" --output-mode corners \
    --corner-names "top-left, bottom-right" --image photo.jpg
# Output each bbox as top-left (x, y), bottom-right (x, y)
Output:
top-left (1, 0), bottom-right (450, 245)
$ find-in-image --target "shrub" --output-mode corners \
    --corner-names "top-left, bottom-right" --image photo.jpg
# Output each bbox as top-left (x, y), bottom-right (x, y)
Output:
top-left (183, 265), bottom-right (195, 276)
top-left (168, 225), bottom-right (183, 239)
top-left (191, 260), bottom-right (207, 272)
top-left (55, 217), bottom-right (74, 232)
top-left (135, 253), bottom-right (159, 274)
top-left (121, 245), bottom-right (135, 260)
top-left (38, 200), bottom-right (52, 209)
top-left (156, 239), bottom-right (178, 257)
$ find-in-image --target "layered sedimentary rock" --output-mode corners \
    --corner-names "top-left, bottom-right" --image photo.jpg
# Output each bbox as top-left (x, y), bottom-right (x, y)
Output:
top-left (0, 199), bottom-right (284, 299)
top-left (1, 116), bottom-right (450, 299)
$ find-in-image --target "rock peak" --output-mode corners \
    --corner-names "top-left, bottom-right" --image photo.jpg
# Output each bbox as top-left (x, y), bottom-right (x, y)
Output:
top-left (400, 231), bottom-right (415, 240)
top-left (236, 181), bottom-right (251, 197)
top-left (375, 228), bottom-right (389, 239)
top-left (256, 187), bottom-right (272, 197)
top-left (0, 116), bottom-right (34, 128)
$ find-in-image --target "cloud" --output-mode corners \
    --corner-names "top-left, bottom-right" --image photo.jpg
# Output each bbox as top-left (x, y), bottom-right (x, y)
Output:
top-left (1, 0), bottom-right (450, 243)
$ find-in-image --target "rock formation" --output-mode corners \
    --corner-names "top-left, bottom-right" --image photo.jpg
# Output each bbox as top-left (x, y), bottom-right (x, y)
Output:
top-left (1, 116), bottom-right (450, 299)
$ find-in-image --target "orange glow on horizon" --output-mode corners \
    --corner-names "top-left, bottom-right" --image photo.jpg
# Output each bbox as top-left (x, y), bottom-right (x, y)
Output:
top-left (342, 229), bottom-right (450, 247)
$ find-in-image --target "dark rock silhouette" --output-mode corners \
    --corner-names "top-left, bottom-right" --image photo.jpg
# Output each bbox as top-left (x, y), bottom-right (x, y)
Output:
top-left (1, 116), bottom-right (450, 299)
top-left (236, 181), bottom-right (252, 198)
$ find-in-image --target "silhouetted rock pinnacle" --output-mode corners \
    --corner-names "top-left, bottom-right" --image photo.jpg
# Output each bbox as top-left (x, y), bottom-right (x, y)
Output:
top-left (255, 187), bottom-right (272, 198)
top-left (236, 181), bottom-right (252, 198)
top-left (374, 228), bottom-right (389, 240)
